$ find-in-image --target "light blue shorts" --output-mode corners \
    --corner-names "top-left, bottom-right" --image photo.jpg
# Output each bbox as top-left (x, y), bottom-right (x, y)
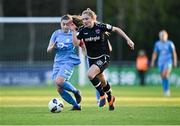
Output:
top-left (158, 63), bottom-right (172, 73)
top-left (52, 64), bottom-right (74, 81)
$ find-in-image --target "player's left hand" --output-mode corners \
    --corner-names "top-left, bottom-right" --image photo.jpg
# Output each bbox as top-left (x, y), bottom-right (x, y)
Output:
top-left (127, 40), bottom-right (134, 50)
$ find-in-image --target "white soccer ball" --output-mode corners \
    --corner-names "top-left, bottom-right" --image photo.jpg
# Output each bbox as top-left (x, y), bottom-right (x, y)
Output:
top-left (48, 98), bottom-right (64, 113)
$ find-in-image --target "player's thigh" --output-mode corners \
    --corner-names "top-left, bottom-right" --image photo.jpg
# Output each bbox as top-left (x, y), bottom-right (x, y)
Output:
top-left (87, 56), bottom-right (110, 79)
top-left (87, 64), bottom-right (101, 79)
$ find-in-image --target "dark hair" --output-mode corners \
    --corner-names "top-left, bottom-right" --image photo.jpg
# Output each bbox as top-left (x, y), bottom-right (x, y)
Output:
top-left (61, 14), bottom-right (72, 22)
top-left (72, 15), bottom-right (83, 28)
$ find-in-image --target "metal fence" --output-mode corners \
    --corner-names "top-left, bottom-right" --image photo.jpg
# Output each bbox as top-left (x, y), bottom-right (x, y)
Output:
top-left (0, 17), bottom-right (60, 62)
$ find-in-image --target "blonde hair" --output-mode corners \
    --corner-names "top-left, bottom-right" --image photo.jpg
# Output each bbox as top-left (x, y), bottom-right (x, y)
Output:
top-left (82, 8), bottom-right (97, 20)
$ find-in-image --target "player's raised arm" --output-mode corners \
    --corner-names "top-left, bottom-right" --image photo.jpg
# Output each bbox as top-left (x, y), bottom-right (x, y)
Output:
top-left (112, 27), bottom-right (134, 50)
top-left (72, 30), bottom-right (81, 46)
top-left (69, 16), bottom-right (83, 47)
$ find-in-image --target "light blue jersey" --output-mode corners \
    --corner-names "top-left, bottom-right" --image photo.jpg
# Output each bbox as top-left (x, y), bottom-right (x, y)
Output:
top-left (153, 40), bottom-right (174, 72)
top-left (50, 29), bottom-right (80, 80)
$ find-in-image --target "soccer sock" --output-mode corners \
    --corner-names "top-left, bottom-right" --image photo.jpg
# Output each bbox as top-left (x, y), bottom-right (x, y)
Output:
top-left (90, 77), bottom-right (105, 96)
top-left (62, 81), bottom-right (78, 94)
top-left (59, 89), bottom-right (78, 106)
top-left (103, 81), bottom-right (112, 102)
top-left (162, 78), bottom-right (169, 92)
top-left (96, 90), bottom-right (100, 103)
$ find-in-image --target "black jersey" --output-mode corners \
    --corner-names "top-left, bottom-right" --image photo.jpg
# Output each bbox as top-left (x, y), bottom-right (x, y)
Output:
top-left (77, 22), bottom-right (113, 58)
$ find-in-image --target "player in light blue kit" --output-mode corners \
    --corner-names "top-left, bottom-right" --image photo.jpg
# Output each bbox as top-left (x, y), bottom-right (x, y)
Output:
top-left (47, 15), bottom-right (81, 110)
top-left (151, 30), bottom-right (177, 96)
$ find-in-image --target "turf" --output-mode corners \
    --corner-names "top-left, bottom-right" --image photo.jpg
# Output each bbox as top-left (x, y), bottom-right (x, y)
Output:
top-left (0, 85), bottom-right (180, 125)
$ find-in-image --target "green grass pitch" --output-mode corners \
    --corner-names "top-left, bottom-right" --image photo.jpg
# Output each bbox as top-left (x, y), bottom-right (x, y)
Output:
top-left (0, 85), bottom-right (180, 125)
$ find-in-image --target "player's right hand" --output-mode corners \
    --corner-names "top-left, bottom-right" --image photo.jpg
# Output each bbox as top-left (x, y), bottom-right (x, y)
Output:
top-left (69, 22), bottom-right (77, 31)
top-left (127, 40), bottom-right (134, 50)
top-left (150, 62), bottom-right (154, 67)
top-left (174, 62), bottom-right (177, 68)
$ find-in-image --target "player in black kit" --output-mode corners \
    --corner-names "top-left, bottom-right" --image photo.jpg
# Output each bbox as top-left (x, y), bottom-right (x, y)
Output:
top-left (71, 8), bottom-right (134, 111)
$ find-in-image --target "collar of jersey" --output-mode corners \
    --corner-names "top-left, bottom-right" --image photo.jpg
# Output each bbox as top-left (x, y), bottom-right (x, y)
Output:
top-left (59, 29), bottom-right (72, 35)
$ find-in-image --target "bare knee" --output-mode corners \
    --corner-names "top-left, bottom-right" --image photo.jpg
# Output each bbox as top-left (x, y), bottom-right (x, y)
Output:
top-left (161, 71), bottom-right (169, 78)
top-left (55, 77), bottom-right (65, 87)
top-left (55, 77), bottom-right (65, 93)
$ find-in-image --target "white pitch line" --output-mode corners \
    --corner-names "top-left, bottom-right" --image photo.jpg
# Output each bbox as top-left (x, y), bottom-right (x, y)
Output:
top-left (1, 96), bottom-right (180, 102)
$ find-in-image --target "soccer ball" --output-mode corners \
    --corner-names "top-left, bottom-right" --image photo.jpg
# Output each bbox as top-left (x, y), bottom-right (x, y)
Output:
top-left (48, 98), bottom-right (64, 113)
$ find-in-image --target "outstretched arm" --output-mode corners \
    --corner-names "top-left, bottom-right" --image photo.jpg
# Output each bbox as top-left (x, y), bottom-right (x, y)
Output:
top-left (112, 27), bottom-right (134, 50)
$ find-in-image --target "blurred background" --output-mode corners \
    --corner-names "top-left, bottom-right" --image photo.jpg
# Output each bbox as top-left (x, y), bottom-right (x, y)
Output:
top-left (0, 0), bottom-right (179, 86)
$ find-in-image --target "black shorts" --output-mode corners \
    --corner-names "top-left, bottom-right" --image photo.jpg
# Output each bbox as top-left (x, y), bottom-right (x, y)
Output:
top-left (88, 55), bottom-right (110, 73)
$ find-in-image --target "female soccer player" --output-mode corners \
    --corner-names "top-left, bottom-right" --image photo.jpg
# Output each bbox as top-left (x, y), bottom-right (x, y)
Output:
top-left (47, 15), bottom-right (81, 110)
top-left (71, 8), bottom-right (135, 110)
top-left (151, 30), bottom-right (177, 96)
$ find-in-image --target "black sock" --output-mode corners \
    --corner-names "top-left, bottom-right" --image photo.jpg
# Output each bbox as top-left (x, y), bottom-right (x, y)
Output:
top-left (103, 81), bottom-right (112, 102)
top-left (90, 77), bottom-right (105, 96)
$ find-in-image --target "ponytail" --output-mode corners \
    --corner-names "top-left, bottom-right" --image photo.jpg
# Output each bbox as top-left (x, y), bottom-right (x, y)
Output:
top-left (71, 15), bottom-right (83, 28)
top-left (82, 8), bottom-right (97, 20)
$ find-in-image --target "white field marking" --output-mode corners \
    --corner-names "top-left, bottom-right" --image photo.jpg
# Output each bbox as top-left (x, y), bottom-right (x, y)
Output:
top-left (1, 96), bottom-right (180, 102)
top-left (1, 104), bottom-right (180, 107)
